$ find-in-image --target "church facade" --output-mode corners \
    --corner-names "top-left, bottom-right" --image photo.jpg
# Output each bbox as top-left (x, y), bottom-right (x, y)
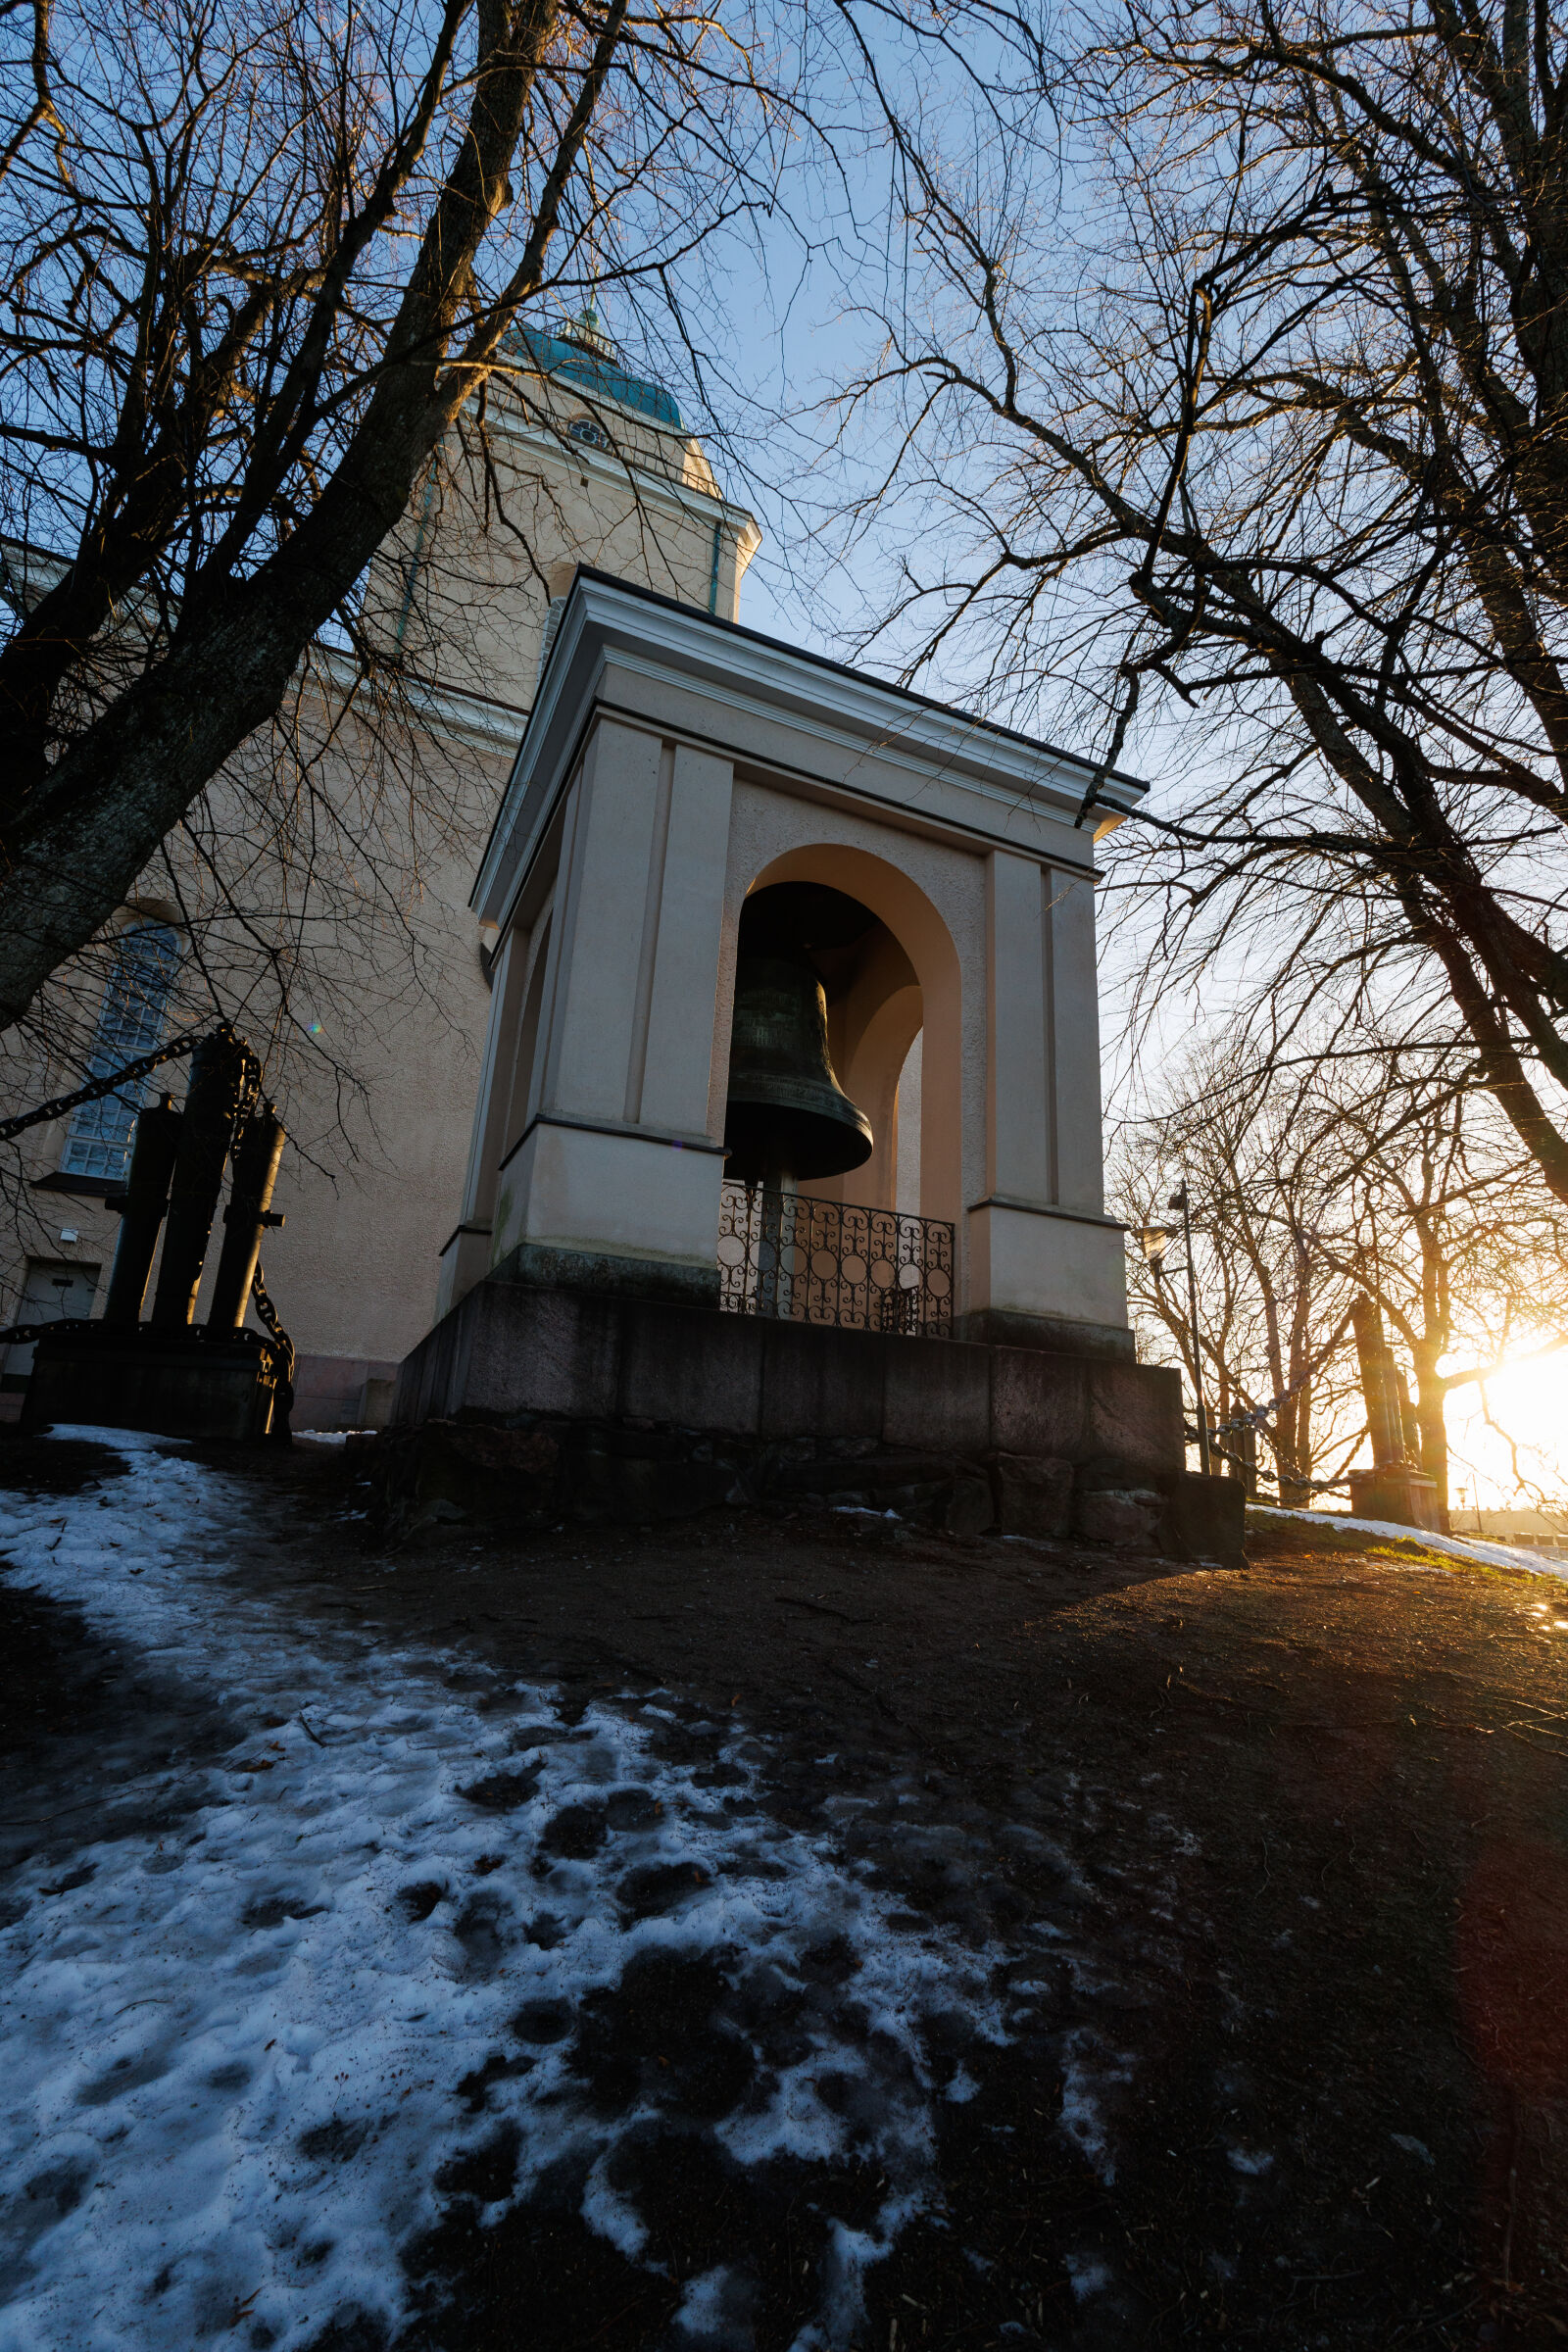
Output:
top-left (4, 308), bottom-right (1165, 1454)
top-left (1, 317), bottom-right (760, 1426)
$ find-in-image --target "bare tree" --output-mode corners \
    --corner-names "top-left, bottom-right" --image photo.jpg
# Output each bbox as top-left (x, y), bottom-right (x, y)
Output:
top-left (1114, 1041), bottom-right (1362, 1501)
top-left (1308, 1053), bottom-right (1568, 1514)
top-left (1116, 1025), bottom-right (1568, 1518)
top-left (0, 0), bottom-right (848, 1032)
top-left (837, 0), bottom-right (1568, 1204)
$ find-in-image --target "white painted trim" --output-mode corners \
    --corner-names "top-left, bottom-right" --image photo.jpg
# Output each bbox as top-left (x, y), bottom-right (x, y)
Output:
top-left (306, 643), bottom-right (530, 753)
top-left (473, 573), bottom-right (1148, 924)
top-left (602, 649), bottom-right (1109, 842)
top-left (965, 1195), bottom-right (1129, 1233)
top-left (1, 530), bottom-right (533, 761)
top-left (483, 404), bottom-right (762, 555)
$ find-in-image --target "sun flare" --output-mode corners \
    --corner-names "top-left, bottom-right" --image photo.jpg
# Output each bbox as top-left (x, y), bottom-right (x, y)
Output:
top-left (1445, 1348), bottom-right (1568, 1515)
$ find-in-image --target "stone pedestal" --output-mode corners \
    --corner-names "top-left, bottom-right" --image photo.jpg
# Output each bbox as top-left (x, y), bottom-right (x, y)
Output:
top-left (1348, 1465), bottom-right (1443, 1532)
top-left (395, 1265), bottom-right (1178, 1462)
top-left (387, 1271), bottom-right (1245, 1564)
top-left (22, 1325), bottom-right (286, 1443)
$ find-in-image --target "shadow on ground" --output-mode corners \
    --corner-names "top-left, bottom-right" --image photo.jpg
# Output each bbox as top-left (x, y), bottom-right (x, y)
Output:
top-left (3, 1430), bottom-right (1565, 2349)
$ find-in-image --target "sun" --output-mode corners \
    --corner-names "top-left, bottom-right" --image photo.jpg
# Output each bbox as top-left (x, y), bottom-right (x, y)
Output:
top-left (1444, 1347), bottom-right (1568, 1514)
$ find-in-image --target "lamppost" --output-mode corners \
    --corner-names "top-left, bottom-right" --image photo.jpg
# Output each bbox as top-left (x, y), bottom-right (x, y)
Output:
top-left (1140, 1181), bottom-right (1212, 1478)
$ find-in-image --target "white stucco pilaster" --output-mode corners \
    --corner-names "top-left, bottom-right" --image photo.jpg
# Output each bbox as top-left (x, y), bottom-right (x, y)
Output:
top-left (452, 573), bottom-right (1142, 1347)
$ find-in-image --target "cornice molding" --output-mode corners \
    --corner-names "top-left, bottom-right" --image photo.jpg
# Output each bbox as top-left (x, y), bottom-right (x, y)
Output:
top-left (472, 572), bottom-right (1147, 925)
top-left (484, 406), bottom-right (762, 555)
top-left (3, 537), bottom-right (532, 760)
top-left (307, 643), bottom-right (530, 753)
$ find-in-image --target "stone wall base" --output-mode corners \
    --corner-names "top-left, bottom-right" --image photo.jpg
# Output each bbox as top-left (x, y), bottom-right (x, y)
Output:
top-left (291, 1353), bottom-right (403, 1432)
top-left (393, 1275), bottom-right (1180, 1467)
top-left (386, 1276), bottom-right (1244, 1564)
top-left (370, 1414), bottom-right (1244, 1565)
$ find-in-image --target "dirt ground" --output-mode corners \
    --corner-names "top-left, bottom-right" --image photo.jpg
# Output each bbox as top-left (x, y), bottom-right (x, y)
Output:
top-left (4, 1432), bottom-right (1567, 2350)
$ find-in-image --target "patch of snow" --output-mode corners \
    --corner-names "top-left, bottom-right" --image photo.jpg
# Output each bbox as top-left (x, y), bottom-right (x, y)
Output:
top-left (1250, 1504), bottom-right (1568, 1584)
top-left (1056, 2033), bottom-right (1133, 2184)
top-left (1065, 2251), bottom-right (1113, 2301)
top-left (1227, 2147), bottom-right (1274, 2176)
top-left (0, 1429), bottom-right (1014, 2352)
top-left (672, 2264), bottom-right (753, 2344)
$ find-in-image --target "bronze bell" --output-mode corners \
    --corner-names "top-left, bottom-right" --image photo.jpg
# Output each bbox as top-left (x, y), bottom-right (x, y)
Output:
top-left (724, 947), bottom-right (873, 1186)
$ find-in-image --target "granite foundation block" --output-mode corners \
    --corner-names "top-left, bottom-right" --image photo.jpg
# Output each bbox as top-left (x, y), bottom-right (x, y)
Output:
top-left (619, 1296), bottom-right (762, 1433)
top-left (990, 1451), bottom-right (1074, 1540)
top-left (1347, 1466), bottom-right (1443, 1532)
top-left (759, 1318), bottom-right (885, 1440)
top-left (393, 1277), bottom-right (1185, 1479)
top-left (23, 1327), bottom-right (284, 1445)
top-left (371, 1413), bottom-right (1244, 1565)
top-left (1157, 1469), bottom-right (1248, 1566)
top-left (379, 1274), bottom-right (1231, 1553)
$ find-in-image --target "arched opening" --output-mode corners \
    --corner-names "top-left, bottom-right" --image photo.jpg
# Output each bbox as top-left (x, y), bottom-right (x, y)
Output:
top-left (716, 847), bottom-right (961, 1336)
top-left (735, 843), bottom-right (960, 1229)
top-left (895, 1031), bottom-right (921, 1216)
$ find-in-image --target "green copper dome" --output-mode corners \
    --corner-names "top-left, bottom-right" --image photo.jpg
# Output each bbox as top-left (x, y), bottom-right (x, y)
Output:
top-left (506, 309), bottom-right (683, 429)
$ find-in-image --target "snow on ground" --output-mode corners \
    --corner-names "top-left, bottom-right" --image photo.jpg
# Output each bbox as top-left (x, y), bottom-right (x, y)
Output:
top-left (0, 1433), bottom-right (1012, 2352)
top-left (1250, 1503), bottom-right (1568, 1586)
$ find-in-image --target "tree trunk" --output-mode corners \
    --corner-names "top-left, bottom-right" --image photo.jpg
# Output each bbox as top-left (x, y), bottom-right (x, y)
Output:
top-left (0, 0), bottom-right (638, 1031)
top-left (1275, 1380), bottom-right (1311, 1505)
top-left (1350, 1296), bottom-right (1409, 1467)
top-left (1409, 1343), bottom-right (1452, 1531)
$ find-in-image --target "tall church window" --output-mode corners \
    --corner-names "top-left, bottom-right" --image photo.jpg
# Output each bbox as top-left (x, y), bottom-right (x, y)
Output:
top-left (60, 923), bottom-right (181, 1182)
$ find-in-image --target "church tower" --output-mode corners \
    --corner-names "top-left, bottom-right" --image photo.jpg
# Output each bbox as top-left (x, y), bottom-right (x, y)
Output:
top-left (1, 315), bottom-right (761, 1434)
top-left (368, 306), bottom-right (760, 717)
top-left (273, 315), bottom-right (763, 1424)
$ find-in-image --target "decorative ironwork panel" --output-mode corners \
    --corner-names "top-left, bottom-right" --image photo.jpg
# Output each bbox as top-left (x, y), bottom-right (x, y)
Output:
top-left (717, 1182), bottom-right (954, 1338)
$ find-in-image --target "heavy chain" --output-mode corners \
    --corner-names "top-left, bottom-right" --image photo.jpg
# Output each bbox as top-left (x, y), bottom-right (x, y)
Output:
top-left (0, 1021), bottom-right (266, 1150)
top-left (0, 1030), bottom-right (203, 1145)
top-left (1203, 1310), bottom-right (1354, 1442)
top-left (1194, 1423), bottom-right (1350, 1494)
top-left (228, 1035), bottom-right (265, 1136)
top-left (250, 1262), bottom-right (296, 1424)
top-left (1207, 1361), bottom-right (1317, 1441)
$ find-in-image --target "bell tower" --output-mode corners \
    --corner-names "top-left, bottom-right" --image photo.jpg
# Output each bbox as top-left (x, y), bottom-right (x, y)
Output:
top-left (397, 570), bottom-right (1236, 1565)
top-left (368, 306), bottom-right (761, 715)
top-left (434, 566), bottom-right (1142, 1355)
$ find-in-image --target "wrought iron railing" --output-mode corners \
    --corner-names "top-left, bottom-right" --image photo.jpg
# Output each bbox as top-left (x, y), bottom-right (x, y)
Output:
top-left (717, 1181), bottom-right (954, 1337)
